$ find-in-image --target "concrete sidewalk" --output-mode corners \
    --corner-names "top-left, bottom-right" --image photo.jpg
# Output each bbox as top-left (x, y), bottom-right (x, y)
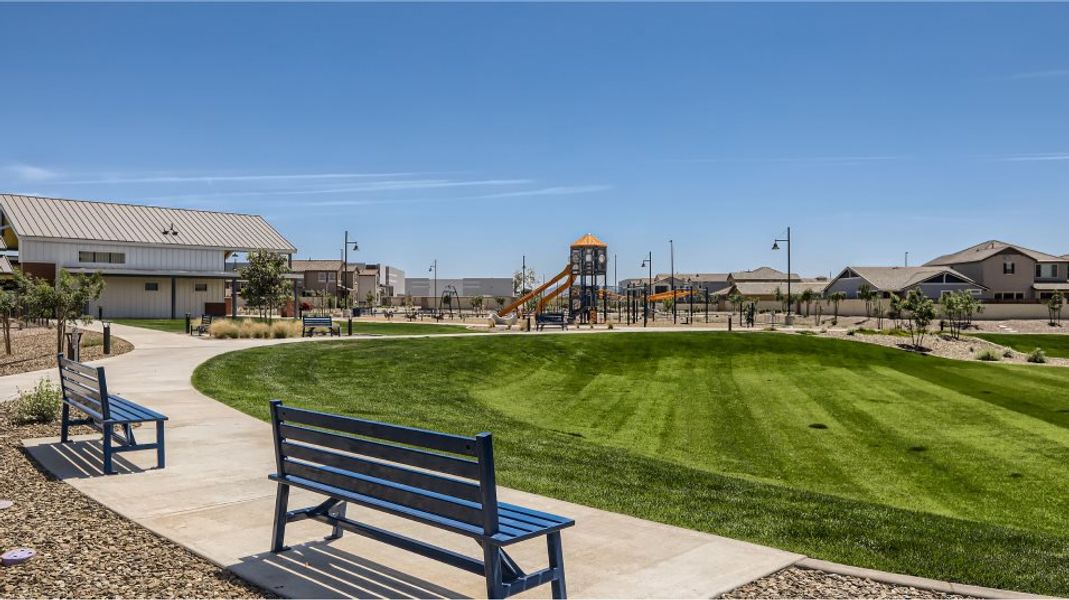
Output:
top-left (10, 323), bottom-right (802, 598)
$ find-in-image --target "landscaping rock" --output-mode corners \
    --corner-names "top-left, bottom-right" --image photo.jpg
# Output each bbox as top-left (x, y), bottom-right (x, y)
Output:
top-left (723, 566), bottom-right (969, 599)
top-left (0, 412), bottom-right (266, 598)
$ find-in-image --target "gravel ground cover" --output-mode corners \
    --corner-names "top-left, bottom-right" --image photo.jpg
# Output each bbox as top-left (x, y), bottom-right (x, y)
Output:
top-left (0, 410), bottom-right (266, 598)
top-left (0, 327), bottom-right (133, 377)
top-left (825, 329), bottom-right (1069, 366)
top-left (723, 567), bottom-right (968, 599)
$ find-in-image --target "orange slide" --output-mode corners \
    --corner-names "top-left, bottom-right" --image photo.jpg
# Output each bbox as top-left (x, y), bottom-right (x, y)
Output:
top-left (648, 288), bottom-right (695, 303)
top-left (497, 264), bottom-right (574, 317)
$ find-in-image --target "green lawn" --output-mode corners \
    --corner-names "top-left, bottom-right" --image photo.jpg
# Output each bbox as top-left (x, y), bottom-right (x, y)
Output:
top-left (111, 319), bottom-right (189, 334)
top-left (192, 332), bottom-right (1069, 595)
top-left (972, 332), bottom-right (1069, 358)
top-left (111, 318), bottom-right (474, 336)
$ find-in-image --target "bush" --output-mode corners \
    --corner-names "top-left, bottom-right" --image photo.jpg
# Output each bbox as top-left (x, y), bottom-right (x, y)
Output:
top-left (271, 320), bottom-right (300, 338)
top-left (239, 320), bottom-right (270, 339)
top-left (10, 379), bottom-right (62, 425)
top-left (976, 349), bottom-right (1001, 362)
top-left (208, 319), bottom-right (240, 338)
top-left (1028, 347), bottom-right (1047, 364)
top-left (1002, 349), bottom-right (1014, 358)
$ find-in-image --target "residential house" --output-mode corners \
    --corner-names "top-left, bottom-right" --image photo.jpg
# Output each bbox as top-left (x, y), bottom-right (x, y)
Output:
top-left (925, 240), bottom-right (1069, 302)
top-left (0, 194), bottom-right (295, 318)
top-left (291, 260), bottom-right (387, 303)
top-left (404, 277), bottom-right (514, 298)
top-left (720, 267), bottom-right (826, 300)
top-left (824, 266), bottom-right (985, 300)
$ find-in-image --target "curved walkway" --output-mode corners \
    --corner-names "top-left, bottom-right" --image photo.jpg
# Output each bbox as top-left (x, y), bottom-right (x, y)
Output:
top-left (3, 324), bottom-right (1042, 599)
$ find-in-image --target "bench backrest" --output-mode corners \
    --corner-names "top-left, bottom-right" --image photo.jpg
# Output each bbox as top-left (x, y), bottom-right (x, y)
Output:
top-left (57, 354), bottom-right (111, 420)
top-left (302, 316), bottom-right (334, 327)
top-left (201, 315), bottom-right (213, 325)
top-left (269, 400), bottom-right (499, 535)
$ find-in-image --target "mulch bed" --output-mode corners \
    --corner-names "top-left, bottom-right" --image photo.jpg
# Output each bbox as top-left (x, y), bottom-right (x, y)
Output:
top-left (0, 327), bottom-right (133, 377)
top-left (723, 566), bottom-right (968, 599)
top-left (0, 410), bottom-right (267, 598)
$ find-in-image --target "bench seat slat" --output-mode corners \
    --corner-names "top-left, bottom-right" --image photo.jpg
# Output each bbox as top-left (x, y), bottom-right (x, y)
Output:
top-left (279, 424), bottom-right (480, 479)
top-left (283, 460), bottom-right (485, 527)
top-left (282, 441), bottom-right (481, 503)
top-left (106, 397), bottom-right (168, 423)
top-left (278, 406), bottom-right (477, 456)
top-left (59, 357), bottom-right (97, 377)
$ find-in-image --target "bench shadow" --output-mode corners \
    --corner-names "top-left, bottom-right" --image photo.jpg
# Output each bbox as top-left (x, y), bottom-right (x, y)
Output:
top-left (23, 439), bottom-right (145, 479)
top-left (232, 540), bottom-right (469, 599)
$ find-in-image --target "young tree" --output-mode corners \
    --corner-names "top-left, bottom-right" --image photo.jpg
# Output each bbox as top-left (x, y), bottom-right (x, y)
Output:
top-left (0, 287), bottom-right (18, 355)
top-left (17, 269), bottom-right (105, 355)
top-left (902, 289), bottom-right (935, 351)
top-left (494, 296), bottom-right (507, 311)
top-left (774, 287), bottom-right (785, 313)
top-left (1048, 292), bottom-right (1064, 326)
top-left (873, 297), bottom-right (885, 330)
top-left (828, 291), bottom-right (847, 325)
top-left (365, 289), bottom-right (376, 307)
top-left (800, 289), bottom-right (814, 317)
top-left (238, 250), bottom-right (290, 322)
top-left (470, 295), bottom-right (484, 314)
top-left (728, 292), bottom-right (746, 323)
top-left (888, 292), bottom-right (903, 329)
top-left (857, 283), bottom-right (875, 317)
top-left (512, 267), bottom-right (537, 296)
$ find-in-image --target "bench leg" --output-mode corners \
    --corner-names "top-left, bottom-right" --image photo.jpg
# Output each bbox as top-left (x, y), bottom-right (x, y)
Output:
top-left (548, 532), bottom-right (566, 599)
top-left (102, 425), bottom-right (115, 475)
top-left (156, 420), bottom-right (166, 469)
top-left (271, 483), bottom-right (291, 552)
top-left (124, 423), bottom-right (137, 446)
top-left (483, 542), bottom-right (504, 599)
top-left (60, 403), bottom-right (71, 443)
top-left (326, 502), bottom-right (346, 540)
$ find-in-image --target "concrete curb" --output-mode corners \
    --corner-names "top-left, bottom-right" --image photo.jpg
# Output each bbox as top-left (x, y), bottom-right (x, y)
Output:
top-left (794, 558), bottom-right (1056, 599)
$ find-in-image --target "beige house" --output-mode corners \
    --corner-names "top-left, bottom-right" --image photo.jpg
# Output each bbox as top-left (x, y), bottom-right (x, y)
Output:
top-left (825, 266), bottom-right (985, 300)
top-left (925, 240), bottom-right (1069, 302)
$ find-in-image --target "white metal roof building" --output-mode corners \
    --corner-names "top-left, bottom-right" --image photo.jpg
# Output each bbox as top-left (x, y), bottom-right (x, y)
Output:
top-left (0, 194), bottom-right (297, 319)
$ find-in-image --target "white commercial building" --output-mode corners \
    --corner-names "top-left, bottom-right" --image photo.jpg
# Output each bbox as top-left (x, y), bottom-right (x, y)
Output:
top-left (0, 194), bottom-right (296, 319)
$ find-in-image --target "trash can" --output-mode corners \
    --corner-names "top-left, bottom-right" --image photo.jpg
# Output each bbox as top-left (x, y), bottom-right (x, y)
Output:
top-left (65, 330), bottom-right (84, 362)
top-left (352, 307), bottom-right (362, 317)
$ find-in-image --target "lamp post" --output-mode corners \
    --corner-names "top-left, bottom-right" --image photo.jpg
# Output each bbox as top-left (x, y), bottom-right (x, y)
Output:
top-left (343, 231), bottom-right (358, 309)
top-left (772, 227), bottom-right (792, 320)
top-left (428, 260), bottom-right (438, 311)
top-left (669, 239), bottom-right (676, 324)
top-left (905, 251), bottom-right (909, 267)
top-left (641, 251), bottom-right (652, 325)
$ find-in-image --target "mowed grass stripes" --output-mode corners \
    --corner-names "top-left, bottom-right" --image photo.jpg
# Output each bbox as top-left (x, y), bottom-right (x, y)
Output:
top-left (193, 332), bottom-right (1069, 595)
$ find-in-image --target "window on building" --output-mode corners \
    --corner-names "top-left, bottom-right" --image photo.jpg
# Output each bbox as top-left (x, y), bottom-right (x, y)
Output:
top-left (327, 272), bottom-right (337, 282)
top-left (993, 291), bottom-right (1024, 301)
top-left (145, 282), bottom-right (159, 291)
top-left (317, 272), bottom-right (327, 283)
top-left (1035, 264), bottom-right (1059, 279)
top-left (79, 251), bottom-right (125, 264)
top-left (194, 283), bottom-right (208, 292)
top-left (1003, 260), bottom-right (1015, 274)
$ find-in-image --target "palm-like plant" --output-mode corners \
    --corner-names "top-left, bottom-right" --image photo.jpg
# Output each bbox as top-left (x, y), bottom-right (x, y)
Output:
top-left (829, 291), bottom-right (847, 325)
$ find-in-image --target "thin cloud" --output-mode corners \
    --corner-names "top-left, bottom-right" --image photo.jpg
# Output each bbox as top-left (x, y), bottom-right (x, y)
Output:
top-left (3, 163), bottom-right (59, 182)
top-left (301, 184), bottom-right (610, 208)
top-left (51, 171), bottom-right (421, 185)
top-left (993, 153), bottom-right (1069, 162)
top-left (1007, 69), bottom-right (1069, 80)
top-left (144, 178), bottom-right (533, 203)
top-left (668, 156), bottom-right (901, 165)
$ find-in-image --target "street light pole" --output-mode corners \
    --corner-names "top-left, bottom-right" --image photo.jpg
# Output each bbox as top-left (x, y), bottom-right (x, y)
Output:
top-left (344, 231), bottom-right (358, 309)
top-left (670, 239), bottom-right (676, 324)
top-left (641, 251), bottom-right (652, 325)
top-left (772, 227), bottom-right (792, 319)
top-left (429, 260), bottom-right (438, 311)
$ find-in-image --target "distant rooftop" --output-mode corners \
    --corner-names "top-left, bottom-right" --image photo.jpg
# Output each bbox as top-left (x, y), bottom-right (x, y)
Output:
top-left (926, 240), bottom-right (1063, 266)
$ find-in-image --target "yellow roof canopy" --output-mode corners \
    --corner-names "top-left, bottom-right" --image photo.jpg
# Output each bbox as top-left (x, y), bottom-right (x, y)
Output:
top-left (571, 233), bottom-right (607, 248)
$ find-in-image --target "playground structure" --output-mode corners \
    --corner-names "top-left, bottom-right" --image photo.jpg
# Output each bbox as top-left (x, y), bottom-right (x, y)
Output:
top-left (647, 288), bottom-right (695, 303)
top-left (497, 234), bottom-right (609, 325)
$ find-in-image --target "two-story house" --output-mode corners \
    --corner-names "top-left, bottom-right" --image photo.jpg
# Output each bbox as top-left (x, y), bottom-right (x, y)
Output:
top-left (0, 194), bottom-right (295, 318)
top-left (291, 260), bottom-right (385, 303)
top-left (925, 240), bottom-right (1069, 302)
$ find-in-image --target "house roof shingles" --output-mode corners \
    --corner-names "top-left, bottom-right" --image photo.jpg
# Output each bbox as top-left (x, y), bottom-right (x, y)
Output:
top-left (838, 266), bottom-right (984, 292)
top-left (926, 240), bottom-right (1064, 266)
top-left (730, 266), bottom-right (801, 281)
top-left (0, 194), bottom-right (295, 253)
top-left (731, 281), bottom-right (827, 296)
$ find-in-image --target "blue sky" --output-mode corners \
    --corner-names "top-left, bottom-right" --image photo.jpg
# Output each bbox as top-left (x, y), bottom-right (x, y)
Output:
top-left (1, 3), bottom-right (1067, 281)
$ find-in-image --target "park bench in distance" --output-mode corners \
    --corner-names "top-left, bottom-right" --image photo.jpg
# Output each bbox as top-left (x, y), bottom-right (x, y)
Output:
top-left (267, 400), bottom-right (574, 599)
top-left (195, 315), bottom-right (213, 335)
top-left (57, 354), bottom-right (167, 475)
top-left (536, 312), bottom-right (568, 331)
top-left (301, 315), bottom-right (340, 337)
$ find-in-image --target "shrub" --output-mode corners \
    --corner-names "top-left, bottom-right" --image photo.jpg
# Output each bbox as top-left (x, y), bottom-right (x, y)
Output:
top-left (1002, 349), bottom-right (1014, 358)
top-left (1027, 347), bottom-right (1047, 364)
top-left (271, 320), bottom-right (299, 338)
top-left (10, 379), bottom-right (62, 425)
top-left (976, 349), bottom-right (1001, 362)
top-left (238, 320), bottom-right (270, 339)
top-left (208, 319), bottom-right (240, 338)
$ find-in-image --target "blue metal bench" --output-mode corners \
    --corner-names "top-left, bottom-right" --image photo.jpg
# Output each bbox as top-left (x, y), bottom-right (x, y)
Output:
top-left (536, 312), bottom-right (568, 331)
top-left (195, 315), bottom-right (213, 336)
top-left (57, 354), bottom-right (167, 475)
top-left (268, 400), bottom-right (574, 599)
top-left (302, 316), bottom-right (340, 337)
